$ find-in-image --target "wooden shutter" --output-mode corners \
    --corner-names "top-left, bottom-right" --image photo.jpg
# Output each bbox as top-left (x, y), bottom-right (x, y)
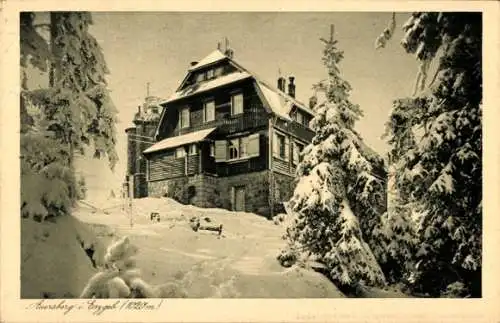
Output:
top-left (247, 133), bottom-right (260, 157)
top-left (215, 140), bottom-right (227, 162)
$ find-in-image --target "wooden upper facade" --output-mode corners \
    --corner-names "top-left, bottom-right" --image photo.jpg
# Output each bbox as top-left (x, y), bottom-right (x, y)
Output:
top-left (143, 49), bottom-right (316, 182)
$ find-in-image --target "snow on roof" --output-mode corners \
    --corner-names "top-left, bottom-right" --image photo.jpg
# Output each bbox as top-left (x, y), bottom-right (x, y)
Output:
top-left (143, 127), bottom-right (217, 154)
top-left (257, 83), bottom-right (293, 120)
top-left (256, 81), bottom-right (317, 120)
top-left (188, 50), bottom-right (227, 72)
top-left (161, 71), bottom-right (252, 104)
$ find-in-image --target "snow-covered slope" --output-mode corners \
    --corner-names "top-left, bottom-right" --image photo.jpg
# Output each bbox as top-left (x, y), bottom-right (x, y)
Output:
top-left (73, 197), bottom-right (346, 298)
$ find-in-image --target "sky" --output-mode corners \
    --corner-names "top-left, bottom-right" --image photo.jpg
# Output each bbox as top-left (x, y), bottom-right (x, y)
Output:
top-left (30, 12), bottom-right (420, 198)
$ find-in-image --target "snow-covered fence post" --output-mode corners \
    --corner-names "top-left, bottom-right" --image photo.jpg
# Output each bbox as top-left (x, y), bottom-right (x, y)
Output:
top-left (128, 175), bottom-right (133, 227)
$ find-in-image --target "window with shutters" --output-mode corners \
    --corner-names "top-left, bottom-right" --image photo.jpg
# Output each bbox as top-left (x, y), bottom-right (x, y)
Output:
top-left (215, 134), bottom-right (260, 162)
top-left (230, 137), bottom-right (252, 160)
top-left (203, 100), bottom-right (215, 123)
top-left (274, 131), bottom-right (289, 161)
top-left (276, 133), bottom-right (286, 159)
top-left (231, 93), bottom-right (243, 115)
top-left (179, 107), bottom-right (190, 128)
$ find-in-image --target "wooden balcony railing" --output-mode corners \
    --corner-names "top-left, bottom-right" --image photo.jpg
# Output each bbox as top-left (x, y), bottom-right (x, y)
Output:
top-left (275, 118), bottom-right (315, 142)
top-left (175, 109), bottom-right (268, 136)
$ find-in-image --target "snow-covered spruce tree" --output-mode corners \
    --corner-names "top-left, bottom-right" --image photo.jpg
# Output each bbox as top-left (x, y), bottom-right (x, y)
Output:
top-left (375, 98), bottom-right (423, 284)
top-left (280, 27), bottom-right (387, 290)
top-left (384, 13), bottom-right (482, 297)
top-left (20, 12), bottom-right (118, 221)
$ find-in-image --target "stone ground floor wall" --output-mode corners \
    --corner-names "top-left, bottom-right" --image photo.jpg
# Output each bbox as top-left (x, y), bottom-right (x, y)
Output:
top-left (147, 170), bottom-right (298, 217)
top-left (147, 175), bottom-right (219, 208)
top-left (216, 170), bottom-right (271, 216)
top-left (272, 171), bottom-right (296, 203)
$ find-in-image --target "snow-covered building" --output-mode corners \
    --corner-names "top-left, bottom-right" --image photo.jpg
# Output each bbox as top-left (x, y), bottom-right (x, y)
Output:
top-left (127, 46), bottom-right (316, 217)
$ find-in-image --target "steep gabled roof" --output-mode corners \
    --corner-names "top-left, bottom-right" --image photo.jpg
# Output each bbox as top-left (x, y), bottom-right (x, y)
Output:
top-left (188, 50), bottom-right (227, 72)
top-left (254, 80), bottom-right (315, 120)
top-left (225, 59), bottom-right (316, 119)
top-left (161, 71), bottom-right (252, 104)
top-left (154, 49), bottom-right (316, 138)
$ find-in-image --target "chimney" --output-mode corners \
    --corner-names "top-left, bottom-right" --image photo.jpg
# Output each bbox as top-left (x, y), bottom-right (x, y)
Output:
top-left (190, 61), bottom-right (198, 67)
top-left (309, 95), bottom-right (318, 109)
top-left (223, 37), bottom-right (234, 58)
top-left (288, 76), bottom-right (296, 98)
top-left (138, 105), bottom-right (141, 114)
top-left (277, 77), bottom-right (286, 92)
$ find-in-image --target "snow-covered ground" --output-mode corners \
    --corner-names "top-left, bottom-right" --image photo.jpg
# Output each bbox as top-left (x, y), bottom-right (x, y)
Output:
top-left (21, 196), bottom-right (407, 298)
top-left (71, 197), bottom-right (345, 298)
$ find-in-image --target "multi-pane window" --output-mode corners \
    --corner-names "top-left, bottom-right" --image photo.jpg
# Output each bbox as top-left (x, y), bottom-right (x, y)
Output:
top-left (216, 134), bottom-right (259, 162)
top-left (206, 69), bottom-right (214, 79)
top-left (231, 93), bottom-right (243, 115)
top-left (180, 107), bottom-right (190, 128)
top-left (295, 111), bottom-right (303, 125)
top-left (277, 133), bottom-right (286, 159)
top-left (301, 114), bottom-right (309, 127)
top-left (273, 131), bottom-right (289, 161)
top-left (195, 73), bottom-right (204, 83)
top-left (228, 138), bottom-right (240, 160)
top-left (203, 100), bottom-right (215, 122)
top-left (293, 110), bottom-right (310, 127)
top-left (215, 66), bottom-right (224, 77)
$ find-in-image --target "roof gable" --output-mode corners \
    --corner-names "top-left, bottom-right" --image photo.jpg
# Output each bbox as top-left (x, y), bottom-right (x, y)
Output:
top-left (188, 50), bottom-right (227, 72)
top-left (162, 71), bottom-right (252, 104)
top-left (155, 49), bottom-right (316, 138)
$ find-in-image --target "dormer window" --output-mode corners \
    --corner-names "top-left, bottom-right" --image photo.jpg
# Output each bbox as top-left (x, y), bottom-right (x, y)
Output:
top-left (231, 92), bottom-right (243, 115)
top-left (206, 69), bottom-right (215, 80)
top-left (195, 73), bottom-right (204, 83)
top-left (215, 66), bottom-right (224, 77)
top-left (294, 110), bottom-right (310, 127)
